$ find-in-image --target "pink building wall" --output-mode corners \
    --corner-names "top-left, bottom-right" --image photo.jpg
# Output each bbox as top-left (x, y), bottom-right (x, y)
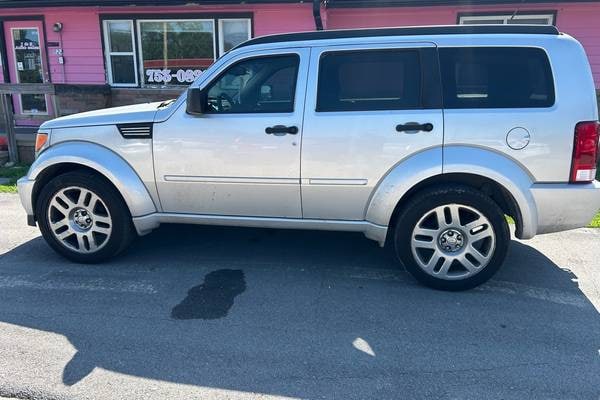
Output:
top-left (326, 2), bottom-right (600, 87)
top-left (0, 4), bottom-right (315, 85)
top-left (0, 2), bottom-right (599, 87)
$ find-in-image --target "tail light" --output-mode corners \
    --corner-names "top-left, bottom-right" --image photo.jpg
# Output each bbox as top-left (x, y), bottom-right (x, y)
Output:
top-left (570, 121), bottom-right (599, 183)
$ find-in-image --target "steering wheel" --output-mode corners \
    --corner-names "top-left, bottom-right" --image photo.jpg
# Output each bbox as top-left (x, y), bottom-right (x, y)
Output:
top-left (217, 93), bottom-right (234, 112)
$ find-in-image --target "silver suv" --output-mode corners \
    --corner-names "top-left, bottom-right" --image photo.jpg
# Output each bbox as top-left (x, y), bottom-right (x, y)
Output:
top-left (17, 25), bottom-right (600, 290)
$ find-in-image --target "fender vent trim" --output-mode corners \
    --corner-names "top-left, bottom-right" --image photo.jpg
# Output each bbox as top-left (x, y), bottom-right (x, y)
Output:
top-left (117, 123), bottom-right (153, 139)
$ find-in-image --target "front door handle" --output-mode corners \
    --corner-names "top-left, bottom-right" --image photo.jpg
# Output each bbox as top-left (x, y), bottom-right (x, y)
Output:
top-left (265, 125), bottom-right (298, 135)
top-left (396, 122), bottom-right (434, 133)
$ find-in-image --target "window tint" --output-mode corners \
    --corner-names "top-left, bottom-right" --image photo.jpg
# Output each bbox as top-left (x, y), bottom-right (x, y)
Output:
top-left (317, 50), bottom-right (421, 112)
top-left (110, 55), bottom-right (136, 85)
top-left (205, 54), bottom-right (299, 113)
top-left (439, 47), bottom-right (555, 109)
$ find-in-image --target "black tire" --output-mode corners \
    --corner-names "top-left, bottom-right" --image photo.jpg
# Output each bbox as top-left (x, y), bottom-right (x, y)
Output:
top-left (394, 185), bottom-right (510, 291)
top-left (36, 170), bottom-right (135, 263)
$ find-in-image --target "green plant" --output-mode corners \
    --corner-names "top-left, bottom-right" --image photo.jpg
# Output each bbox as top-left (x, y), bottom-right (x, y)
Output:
top-left (589, 211), bottom-right (600, 228)
top-left (0, 164), bottom-right (30, 193)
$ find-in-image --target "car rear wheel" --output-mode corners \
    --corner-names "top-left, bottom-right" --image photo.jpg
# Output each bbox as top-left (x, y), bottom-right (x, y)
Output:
top-left (36, 171), bottom-right (135, 263)
top-left (394, 185), bottom-right (510, 291)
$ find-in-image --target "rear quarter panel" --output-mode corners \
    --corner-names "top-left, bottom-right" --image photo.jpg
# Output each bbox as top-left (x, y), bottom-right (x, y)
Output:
top-left (434, 34), bottom-right (598, 183)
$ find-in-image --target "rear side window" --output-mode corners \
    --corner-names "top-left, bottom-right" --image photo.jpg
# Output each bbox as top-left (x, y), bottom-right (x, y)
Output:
top-left (439, 47), bottom-right (555, 109)
top-left (317, 49), bottom-right (421, 112)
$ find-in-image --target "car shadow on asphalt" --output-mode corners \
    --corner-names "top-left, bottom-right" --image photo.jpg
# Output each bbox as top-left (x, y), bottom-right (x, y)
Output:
top-left (0, 225), bottom-right (599, 398)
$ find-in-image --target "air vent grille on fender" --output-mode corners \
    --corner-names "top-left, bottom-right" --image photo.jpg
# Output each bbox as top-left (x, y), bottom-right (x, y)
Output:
top-left (117, 123), bottom-right (153, 139)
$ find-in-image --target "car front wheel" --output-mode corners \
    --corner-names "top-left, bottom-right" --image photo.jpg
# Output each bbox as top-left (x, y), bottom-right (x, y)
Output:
top-left (36, 171), bottom-right (135, 263)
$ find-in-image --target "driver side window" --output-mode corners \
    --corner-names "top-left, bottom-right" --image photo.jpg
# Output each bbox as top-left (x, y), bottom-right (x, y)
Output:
top-left (205, 54), bottom-right (299, 114)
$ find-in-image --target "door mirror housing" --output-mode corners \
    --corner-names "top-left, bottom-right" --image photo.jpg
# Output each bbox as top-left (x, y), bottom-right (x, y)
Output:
top-left (186, 87), bottom-right (207, 115)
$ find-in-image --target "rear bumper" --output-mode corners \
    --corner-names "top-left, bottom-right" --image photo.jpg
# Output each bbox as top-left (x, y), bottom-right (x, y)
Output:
top-left (17, 176), bottom-right (36, 226)
top-left (530, 180), bottom-right (600, 235)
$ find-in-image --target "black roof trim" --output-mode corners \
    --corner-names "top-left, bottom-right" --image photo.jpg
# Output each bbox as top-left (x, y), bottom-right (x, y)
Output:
top-left (236, 25), bottom-right (559, 49)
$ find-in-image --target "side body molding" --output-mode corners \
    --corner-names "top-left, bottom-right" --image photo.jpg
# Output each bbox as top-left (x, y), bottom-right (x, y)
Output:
top-left (365, 146), bottom-right (538, 240)
top-left (28, 141), bottom-right (157, 219)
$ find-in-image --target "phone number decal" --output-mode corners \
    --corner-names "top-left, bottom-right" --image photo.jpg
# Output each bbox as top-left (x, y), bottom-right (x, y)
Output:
top-left (146, 69), bottom-right (203, 84)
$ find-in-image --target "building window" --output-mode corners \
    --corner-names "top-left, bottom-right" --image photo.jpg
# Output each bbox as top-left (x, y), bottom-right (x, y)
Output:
top-left (102, 16), bottom-right (252, 87)
top-left (103, 20), bottom-right (138, 87)
top-left (138, 19), bottom-right (215, 85)
top-left (458, 13), bottom-right (555, 25)
top-left (219, 19), bottom-right (252, 55)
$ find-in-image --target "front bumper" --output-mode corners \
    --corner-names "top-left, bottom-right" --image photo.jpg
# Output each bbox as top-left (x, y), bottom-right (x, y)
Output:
top-left (17, 176), bottom-right (36, 226)
top-left (531, 180), bottom-right (600, 235)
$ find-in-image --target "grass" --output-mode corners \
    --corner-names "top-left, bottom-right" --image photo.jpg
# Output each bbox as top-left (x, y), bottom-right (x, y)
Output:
top-left (589, 212), bottom-right (600, 228)
top-left (0, 164), bottom-right (29, 193)
top-left (593, 169), bottom-right (600, 228)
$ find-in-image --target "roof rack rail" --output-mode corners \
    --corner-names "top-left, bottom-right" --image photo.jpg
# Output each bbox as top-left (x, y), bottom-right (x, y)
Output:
top-left (236, 24), bottom-right (559, 49)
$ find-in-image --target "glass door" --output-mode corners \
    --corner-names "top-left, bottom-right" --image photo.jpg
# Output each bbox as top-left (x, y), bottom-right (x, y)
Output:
top-left (4, 21), bottom-right (52, 125)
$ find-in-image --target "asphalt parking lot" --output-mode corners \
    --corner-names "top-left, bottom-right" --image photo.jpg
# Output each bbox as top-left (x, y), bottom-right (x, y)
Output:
top-left (0, 193), bottom-right (599, 400)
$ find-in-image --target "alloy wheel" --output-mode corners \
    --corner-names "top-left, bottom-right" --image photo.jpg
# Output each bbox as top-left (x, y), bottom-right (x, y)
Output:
top-left (410, 203), bottom-right (496, 280)
top-left (46, 186), bottom-right (113, 253)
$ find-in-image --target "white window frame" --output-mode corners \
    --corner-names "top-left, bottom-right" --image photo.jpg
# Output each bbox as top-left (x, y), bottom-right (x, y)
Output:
top-left (136, 18), bottom-right (216, 88)
top-left (103, 20), bottom-right (138, 87)
top-left (458, 13), bottom-right (554, 25)
top-left (101, 17), bottom-right (252, 87)
top-left (218, 18), bottom-right (252, 57)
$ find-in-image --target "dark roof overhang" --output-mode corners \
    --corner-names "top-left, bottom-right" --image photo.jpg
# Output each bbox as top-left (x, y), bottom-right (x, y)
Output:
top-left (0, 0), bottom-right (305, 8)
top-left (2, 0), bottom-right (599, 7)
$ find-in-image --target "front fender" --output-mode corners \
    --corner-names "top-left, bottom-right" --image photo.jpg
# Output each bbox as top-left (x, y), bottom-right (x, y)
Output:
top-left (365, 146), bottom-right (538, 239)
top-left (27, 141), bottom-right (157, 218)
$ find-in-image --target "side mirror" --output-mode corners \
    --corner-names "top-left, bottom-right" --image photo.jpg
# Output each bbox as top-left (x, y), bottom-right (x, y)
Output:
top-left (186, 87), bottom-right (206, 115)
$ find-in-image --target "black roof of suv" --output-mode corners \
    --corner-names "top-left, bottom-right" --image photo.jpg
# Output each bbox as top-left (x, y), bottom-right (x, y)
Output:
top-left (236, 24), bottom-right (560, 49)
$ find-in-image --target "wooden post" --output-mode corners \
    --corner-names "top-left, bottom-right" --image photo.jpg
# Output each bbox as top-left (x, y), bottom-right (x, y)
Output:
top-left (0, 83), bottom-right (56, 164)
top-left (51, 93), bottom-right (60, 118)
top-left (0, 93), bottom-right (18, 164)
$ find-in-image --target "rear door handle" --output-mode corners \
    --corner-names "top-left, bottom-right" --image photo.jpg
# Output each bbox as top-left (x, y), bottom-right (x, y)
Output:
top-left (265, 125), bottom-right (298, 136)
top-left (396, 122), bottom-right (434, 133)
